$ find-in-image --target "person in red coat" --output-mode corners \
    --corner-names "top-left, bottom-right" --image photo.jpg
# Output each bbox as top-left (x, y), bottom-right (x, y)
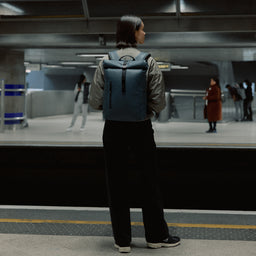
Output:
top-left (203, 78), bottom-right (222, 133)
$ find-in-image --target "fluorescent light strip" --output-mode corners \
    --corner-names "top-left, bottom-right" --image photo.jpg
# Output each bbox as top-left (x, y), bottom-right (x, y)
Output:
top-left (42, 64), bottom-right (62, 69)
top-left (60, 62), bottom-right (94, 65)
top-left (76, 54), bottom-right (108, 58)
top-left (1, 3), bottom-right (24, 14)
top-left (171, 65), bottom-right (189, 69)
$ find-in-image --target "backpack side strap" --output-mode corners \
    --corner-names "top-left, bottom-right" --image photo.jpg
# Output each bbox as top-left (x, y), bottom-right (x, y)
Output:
top-left (108, 51), bottom-right (119, 60)
top-left (135, 52), bottom-right (151, 61)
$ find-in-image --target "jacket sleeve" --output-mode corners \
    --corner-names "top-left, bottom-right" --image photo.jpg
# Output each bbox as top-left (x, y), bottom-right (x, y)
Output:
top-left (88, 60), bottom-right (105, 110)
top-left (147, 57), bottom-right (166, 114)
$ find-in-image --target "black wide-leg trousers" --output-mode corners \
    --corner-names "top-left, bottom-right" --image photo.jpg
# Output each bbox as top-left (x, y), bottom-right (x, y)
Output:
top-left (103, 119), bottom-right (169, 246)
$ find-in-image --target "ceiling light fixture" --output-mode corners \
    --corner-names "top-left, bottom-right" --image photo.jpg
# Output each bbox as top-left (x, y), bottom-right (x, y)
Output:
top-left (76, 53), bottom-right (108, 58)
top-left (42, 64), bottom-right (62, 69)
top-left (60, 62), bottom-right (95, 65)
top-left (0, 3), bottom-right (24, 14)
top-left (171, 65), bottom-right (189, 70)
top-left (41, 64), bottom-right (76, 70)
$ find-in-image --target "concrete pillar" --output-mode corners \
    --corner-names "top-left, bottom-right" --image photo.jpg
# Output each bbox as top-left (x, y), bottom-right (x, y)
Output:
top-left (0, 50), bottom-right (26, 129)
top-left (0, 50), bottom-right (25, 84)
top-left (214, 61), bottom-right (235, 90)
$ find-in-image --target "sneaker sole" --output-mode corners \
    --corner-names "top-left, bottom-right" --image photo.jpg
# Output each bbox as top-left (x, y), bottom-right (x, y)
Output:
top-left (147, 241), bottom-right (180, 249)
top-left (114, 244), bottom-right (131, 253)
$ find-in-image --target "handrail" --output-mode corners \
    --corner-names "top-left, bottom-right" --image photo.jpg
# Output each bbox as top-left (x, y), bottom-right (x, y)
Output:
top-left (170, 89), bottom-right (206, 94)
top-left (170, 89), bottom-right (206, 98)
top-left (169, 89), bottom-right (226, 120)
top-left (0, 89), bottom-right (26, 92)
top-left (169, 89), bottom-right (206, 119)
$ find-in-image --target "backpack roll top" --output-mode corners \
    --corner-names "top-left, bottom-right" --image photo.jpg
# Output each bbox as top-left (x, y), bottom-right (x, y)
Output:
top-left (103, 51), bottom-right (150, 122)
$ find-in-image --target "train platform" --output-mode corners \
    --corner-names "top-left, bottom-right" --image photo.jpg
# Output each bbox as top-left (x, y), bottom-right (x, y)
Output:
top-left (0, 206), bottom-right (255, 255)
top-left (0, 112), bottom-right (255, 209)
top-left (0, 112), bottom-right (256, 148)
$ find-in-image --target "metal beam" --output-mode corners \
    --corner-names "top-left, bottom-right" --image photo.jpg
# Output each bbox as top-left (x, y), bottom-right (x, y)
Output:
top-left (175, 0), bottom-right (181, 18)
top-left (144, 16), bottom-right (256, 33)
top-left (81, 0), bottom-right (90, 19)
top-left (1, 0), bottom-right (73, 1)
top-left (1, 16), bottom-right (256, 34)
top-left (0, 19), bottom-right (116, 34)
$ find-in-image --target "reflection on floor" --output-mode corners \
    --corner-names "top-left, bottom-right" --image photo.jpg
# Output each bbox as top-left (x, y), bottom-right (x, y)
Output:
top-left (0, 112), bottom-right (256, 147)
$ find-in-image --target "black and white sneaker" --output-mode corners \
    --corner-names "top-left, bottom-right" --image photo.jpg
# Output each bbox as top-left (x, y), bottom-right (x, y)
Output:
top-left (114, 244), bottom-right (131, 253)
top-left (147, 236), bottom-right (180, 249)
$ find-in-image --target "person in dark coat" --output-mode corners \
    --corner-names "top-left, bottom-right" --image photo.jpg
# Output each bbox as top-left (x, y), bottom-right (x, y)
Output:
top-left (203, 77), bottom-right (222, 133)
top-left (225, 84), bottom-right (243, 121)
top-left (244, 80), bottom-right (254, 121)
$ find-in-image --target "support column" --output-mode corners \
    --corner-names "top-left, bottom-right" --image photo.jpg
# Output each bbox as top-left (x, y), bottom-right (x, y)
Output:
top-left (0, 49), bottom-right (26, 130)
top-left (214, 61), bottom-right (235, 90)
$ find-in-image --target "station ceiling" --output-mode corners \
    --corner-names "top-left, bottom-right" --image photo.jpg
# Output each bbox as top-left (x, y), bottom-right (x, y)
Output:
top-left (1, 0), bottom-right (256, 72)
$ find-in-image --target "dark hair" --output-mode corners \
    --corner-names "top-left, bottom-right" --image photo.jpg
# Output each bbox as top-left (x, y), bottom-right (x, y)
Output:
top-left (78, 74), bottom-right (86, 88)
top-left (239, 82), bottom-right (244, 89)
top-left (116, 15), bottom-right (142, 49)
top-left (212, 77), bottom-right (219, 85)
top-left (244, 79), bottom-right (251, 87)
top-left (211, 77), bottom-right (221, 89)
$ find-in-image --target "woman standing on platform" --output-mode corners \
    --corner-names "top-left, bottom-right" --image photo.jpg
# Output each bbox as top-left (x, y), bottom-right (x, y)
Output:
top-left (89, 15), bottom-right (180, 253)
top-left (203, 77), bottom-right (222, 133)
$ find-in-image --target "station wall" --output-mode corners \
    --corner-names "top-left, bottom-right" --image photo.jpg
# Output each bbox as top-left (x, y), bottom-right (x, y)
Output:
top-left (25, 68), bottom-right (95, 118)
top-left (25, 62), bottom-right (256, 119)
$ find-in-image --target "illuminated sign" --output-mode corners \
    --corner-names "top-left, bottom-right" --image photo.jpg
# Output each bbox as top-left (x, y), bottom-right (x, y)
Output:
top-left (157, 62), bottom-right (171, 71)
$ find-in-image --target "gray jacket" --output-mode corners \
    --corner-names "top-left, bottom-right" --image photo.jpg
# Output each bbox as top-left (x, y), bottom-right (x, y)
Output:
top-left (89, 48), bottom-right (166, 119)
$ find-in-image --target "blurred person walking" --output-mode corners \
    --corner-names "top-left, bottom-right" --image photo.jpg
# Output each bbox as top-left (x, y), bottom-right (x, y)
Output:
top-left (67, 74), bottom-right (90, 131)
top-left (226, 84), bottom-right (243, 121)
top-left (238, 82), bottom-right (247, 121)
top-left (89, 15), bottom-right (180, 253)
top-left (236, 83), bottom-right (246, 121)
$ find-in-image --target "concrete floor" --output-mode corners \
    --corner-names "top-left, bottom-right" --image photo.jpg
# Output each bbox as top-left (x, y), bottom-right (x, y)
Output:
top-left (0, 206), bottom-right (255, 256)
top-left (0, 112), bottom-right (256, 147)
top-left (1, 234), bottom-right (255, 256)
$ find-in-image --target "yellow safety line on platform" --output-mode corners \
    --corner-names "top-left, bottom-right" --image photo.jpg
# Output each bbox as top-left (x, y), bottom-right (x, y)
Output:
top-left (0, 219), bottom-right (256, 230)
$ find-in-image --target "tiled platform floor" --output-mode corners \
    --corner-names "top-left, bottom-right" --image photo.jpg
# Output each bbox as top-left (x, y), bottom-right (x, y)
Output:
top-left (0, 206), bottom-right (255, 256)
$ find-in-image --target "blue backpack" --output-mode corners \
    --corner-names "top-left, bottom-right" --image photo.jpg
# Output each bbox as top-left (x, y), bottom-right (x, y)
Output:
top-left (103, 51), bottom-right (150, 121)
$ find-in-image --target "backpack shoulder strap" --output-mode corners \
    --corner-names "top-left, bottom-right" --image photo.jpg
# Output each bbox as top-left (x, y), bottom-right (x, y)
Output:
top-left (135, 52), bottom-right (151, 61)
top-left (108, 51), bottom-right (119, 60)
